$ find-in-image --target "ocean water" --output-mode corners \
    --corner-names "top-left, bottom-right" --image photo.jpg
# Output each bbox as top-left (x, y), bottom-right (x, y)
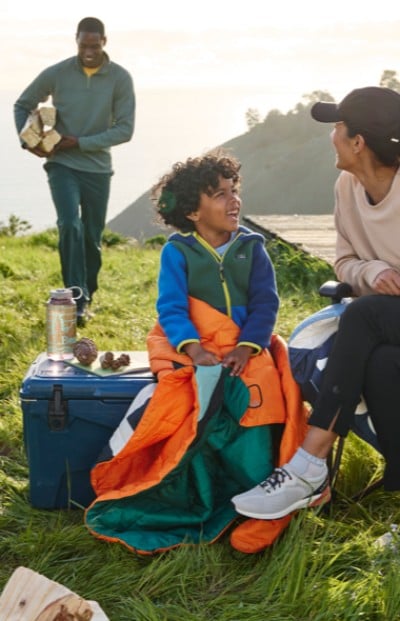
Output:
top-left (1, 86), bottom-right (259, 232)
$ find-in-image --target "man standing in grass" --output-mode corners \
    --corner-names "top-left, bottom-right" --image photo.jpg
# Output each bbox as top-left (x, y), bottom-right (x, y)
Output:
top-left (14, 17), bottom-right (135, 325)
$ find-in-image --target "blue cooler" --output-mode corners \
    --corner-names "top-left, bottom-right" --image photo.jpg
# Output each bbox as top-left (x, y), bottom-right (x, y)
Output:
top-left (20, 352), bottom-right (154, 509)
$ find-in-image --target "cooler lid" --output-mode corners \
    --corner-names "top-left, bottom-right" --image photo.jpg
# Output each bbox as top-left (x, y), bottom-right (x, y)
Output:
top-left (20, 352), bottom-right (154, 400)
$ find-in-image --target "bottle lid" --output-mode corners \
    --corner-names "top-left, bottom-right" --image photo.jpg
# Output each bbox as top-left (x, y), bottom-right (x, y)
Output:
top-left (50, 288), bottom-right (73, 300)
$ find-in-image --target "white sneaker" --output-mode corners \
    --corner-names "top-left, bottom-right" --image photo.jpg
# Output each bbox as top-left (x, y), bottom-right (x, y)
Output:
top-left (231, 466), bottom-right (331, 520)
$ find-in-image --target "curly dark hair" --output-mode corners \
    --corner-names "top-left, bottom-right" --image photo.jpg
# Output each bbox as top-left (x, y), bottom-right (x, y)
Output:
top-left (151, 150), bottom-right (241, 232)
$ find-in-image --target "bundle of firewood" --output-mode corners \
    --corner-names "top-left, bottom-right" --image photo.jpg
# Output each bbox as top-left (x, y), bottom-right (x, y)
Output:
top-left (20, 106), bottom-right (61, 152)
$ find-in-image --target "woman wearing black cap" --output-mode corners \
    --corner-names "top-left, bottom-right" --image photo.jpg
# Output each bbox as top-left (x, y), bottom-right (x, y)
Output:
top-left (232, 86), bottom-right (400, 521)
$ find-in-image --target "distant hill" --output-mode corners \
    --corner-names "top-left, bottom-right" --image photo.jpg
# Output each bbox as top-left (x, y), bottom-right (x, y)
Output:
top-left (107, 101), bottom-right (339, 240)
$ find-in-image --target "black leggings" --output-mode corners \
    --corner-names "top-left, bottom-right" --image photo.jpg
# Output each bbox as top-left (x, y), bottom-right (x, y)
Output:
top-left (308, 295), bottom-right (400, 490)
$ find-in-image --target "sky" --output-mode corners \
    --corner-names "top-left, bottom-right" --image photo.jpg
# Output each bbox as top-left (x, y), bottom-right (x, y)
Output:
top-left (2, 0), bottom-right (400, 230)
top-left (3, 0), bottom-right (400, 105)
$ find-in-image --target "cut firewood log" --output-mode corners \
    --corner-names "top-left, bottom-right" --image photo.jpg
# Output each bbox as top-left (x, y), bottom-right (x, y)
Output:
top-left (0, 567), bottom-right (109, 621)
top-left (34, 594), bottom-right (93, 621)
top-left (19, 112), bottom-right (42, 148)
top-left (40, 129), bottom-right (62, 152)
top-left (27, 110), bottom-right (43, 133)
top-left (38, 106), bottom-right (57, 128)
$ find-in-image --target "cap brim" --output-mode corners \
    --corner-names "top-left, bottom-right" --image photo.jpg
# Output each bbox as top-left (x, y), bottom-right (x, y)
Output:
top-left (311, 102), bottom-right (341, 123)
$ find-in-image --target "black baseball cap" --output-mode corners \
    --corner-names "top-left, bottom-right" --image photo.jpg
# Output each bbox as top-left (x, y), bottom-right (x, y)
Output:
top-left (311, 86), bottom-right (400, 142)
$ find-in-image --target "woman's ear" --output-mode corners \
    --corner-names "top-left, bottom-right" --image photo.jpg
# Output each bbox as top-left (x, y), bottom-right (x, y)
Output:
top-left (353, 134), bottom-right (366, 153)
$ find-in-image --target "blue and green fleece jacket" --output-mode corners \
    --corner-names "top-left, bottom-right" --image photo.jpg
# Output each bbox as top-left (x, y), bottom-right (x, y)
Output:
top-left (157, 226), bottom-right (279, 353)
top-left (14, 53), bottom-right (135, 174)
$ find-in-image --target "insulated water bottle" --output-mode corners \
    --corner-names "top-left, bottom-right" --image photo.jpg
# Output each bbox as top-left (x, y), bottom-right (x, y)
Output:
top-left (46, 288), bottom-right (77, 360)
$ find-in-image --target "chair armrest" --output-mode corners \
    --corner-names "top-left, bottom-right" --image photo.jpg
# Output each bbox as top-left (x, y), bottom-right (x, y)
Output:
top-left (319, 280), bottom-right (353, 303)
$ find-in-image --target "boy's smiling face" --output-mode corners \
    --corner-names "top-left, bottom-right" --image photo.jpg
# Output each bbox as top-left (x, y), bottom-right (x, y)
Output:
top-left (186, 176), bottom-right (241, 247)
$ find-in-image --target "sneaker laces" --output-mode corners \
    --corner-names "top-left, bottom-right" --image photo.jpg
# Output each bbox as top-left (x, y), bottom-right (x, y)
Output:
top-left (259, 467), bottom-right (292, 493)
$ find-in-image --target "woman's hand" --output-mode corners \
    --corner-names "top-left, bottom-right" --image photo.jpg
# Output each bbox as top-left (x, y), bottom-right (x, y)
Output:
top-left (372, 268), bottom-right (400, 295)
top-left (222, 345), bottom-right (253, 376)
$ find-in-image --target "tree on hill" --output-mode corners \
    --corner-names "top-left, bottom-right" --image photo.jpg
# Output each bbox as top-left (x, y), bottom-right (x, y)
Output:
top-left (301, 90), bottom-right (335, 104)
top-left (246, 108), bottom-right (262, 130)
top-left (380, 70), bottom-right (400, 92)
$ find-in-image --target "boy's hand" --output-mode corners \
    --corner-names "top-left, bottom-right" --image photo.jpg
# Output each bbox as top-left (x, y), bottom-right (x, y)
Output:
top-left (222, 345), bottom-right (253, 376)
top-left (183, 342), bottom-right (220, 366)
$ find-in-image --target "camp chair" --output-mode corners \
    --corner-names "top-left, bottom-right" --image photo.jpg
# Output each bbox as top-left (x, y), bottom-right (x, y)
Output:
top-left (288, 280), bottom-right (384, 500)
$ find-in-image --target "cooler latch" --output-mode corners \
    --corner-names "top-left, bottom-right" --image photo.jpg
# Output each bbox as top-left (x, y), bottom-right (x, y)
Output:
top-left (48, 384), bottom-right (68, 431)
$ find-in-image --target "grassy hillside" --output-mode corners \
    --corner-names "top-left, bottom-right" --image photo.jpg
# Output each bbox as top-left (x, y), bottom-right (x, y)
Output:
top-left (2, 232), bottom-right (400, 620)
top-left (107, 102), bottom-right (339, 240)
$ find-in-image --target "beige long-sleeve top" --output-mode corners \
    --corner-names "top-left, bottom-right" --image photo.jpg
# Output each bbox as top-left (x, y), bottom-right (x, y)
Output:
top-left (334, 169), bottom-right (400, 296)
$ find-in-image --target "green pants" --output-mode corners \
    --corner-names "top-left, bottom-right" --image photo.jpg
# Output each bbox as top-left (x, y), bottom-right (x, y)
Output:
top-left (44, 162), bottom-right (112, 309)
